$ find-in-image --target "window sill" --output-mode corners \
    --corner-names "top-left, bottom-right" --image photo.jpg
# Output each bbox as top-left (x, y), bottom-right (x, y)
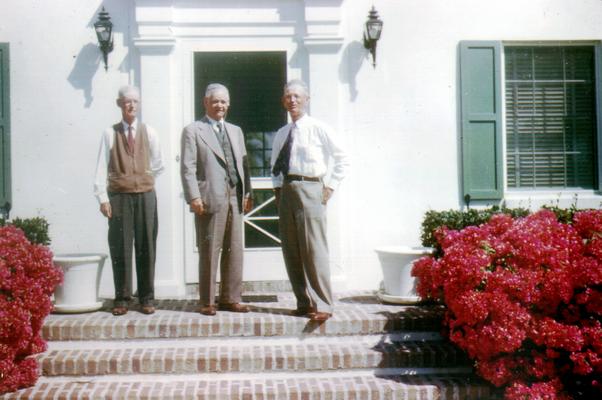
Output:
top-left (504, 190), bottom-right (602, 210)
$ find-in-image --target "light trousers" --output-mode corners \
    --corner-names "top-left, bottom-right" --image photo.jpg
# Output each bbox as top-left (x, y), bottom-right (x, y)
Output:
top-left (278, 180), bottom-right (333, 313)
top-left (195, 190), bottom-right (243, 305)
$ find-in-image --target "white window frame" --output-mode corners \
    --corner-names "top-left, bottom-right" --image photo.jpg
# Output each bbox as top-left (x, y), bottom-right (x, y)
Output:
top-left (500, 41), bottom-right (602, 207)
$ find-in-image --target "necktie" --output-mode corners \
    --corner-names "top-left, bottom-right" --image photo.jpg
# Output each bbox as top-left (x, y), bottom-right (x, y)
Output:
top-left (216, 122), bottom-right (224, 139)
top-left (215, 122), bottom-right (239, 187)
top-left (272, 126), bottom-right (294, 177)
top-left (127, 126), bottom-right (135, 153)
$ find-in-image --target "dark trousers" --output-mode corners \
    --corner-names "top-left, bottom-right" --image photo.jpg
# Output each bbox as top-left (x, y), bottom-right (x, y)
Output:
top-left (108, 190), bottom-right (158, 306)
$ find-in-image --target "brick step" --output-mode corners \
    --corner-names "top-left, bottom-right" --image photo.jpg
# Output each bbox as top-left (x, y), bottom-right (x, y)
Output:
top-left (42, 298), bottom-right (444, 341)
top-left (2, 371), bottom-right (502, 400)
top-left (38, 335), bottom-right (471, 376)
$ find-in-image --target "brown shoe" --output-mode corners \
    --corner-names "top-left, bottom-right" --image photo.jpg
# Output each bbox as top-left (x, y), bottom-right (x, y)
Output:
top-left (199, 304), bottom-right (217, 316)
top-left (218, 303), bottom-right (250, 313)
top-left (291, 307), bottom-right (317, 317)
top-left (111, 306), bottom-right (128, 316)
top-left (310, 312), bottom-right (332, 322)
top-left (140, 305), bottom-right (155, 315)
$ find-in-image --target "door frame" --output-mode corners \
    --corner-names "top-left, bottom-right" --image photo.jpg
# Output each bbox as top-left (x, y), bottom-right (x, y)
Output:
top-left (182, 46), bottom-right (298, 283)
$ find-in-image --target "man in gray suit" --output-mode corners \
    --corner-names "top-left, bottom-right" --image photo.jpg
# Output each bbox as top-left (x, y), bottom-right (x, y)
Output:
top-left (180, 83), bottom-right (253, 316)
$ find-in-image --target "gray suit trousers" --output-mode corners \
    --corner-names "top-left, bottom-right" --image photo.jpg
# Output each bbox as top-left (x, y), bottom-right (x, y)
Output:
top-left (195, 190), bottom-right (243, 305)
top-left (279, 180), bottom-right (333, 313)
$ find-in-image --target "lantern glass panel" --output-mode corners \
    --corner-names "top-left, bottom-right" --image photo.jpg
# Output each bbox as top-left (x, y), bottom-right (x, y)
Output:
top-left (367, 23), bottom-right (382, 40)
top-left (95, 26), bottom-right (109, 42)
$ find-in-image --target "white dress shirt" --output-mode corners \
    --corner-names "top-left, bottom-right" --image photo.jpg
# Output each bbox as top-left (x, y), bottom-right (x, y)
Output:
top-left (271, 114), bottom-right (349, 189)
top-left (94, 119), bottom-right (165, 204)
top-left (206, 115), bottom-right (225, 133)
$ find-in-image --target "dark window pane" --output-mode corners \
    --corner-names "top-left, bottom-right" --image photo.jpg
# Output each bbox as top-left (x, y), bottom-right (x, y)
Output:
top-left (505, 46), bottom-right (597, 189)
top-left (194, 51), bottom-right (287, 177)
top-left (244, 189), bottom-right (280, 248)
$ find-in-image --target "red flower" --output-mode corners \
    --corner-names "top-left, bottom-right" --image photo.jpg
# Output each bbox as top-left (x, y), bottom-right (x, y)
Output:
top-left (0, 226), bottom-right (62, 395)
top-left (413, 210), bottom-right (602, 399)
top-left (505, 378), bottom-right (571, 400)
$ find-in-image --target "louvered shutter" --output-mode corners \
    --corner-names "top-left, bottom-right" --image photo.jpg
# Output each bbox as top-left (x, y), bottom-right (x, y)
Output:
top-left (459, 41), bottom-right (503, 200)
top-left (0, 44), bottom-right (10, 217)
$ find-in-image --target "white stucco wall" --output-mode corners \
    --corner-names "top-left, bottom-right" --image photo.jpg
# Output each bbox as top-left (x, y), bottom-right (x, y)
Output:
top-left (1, 0), bottom-right (602, 296)
top-left (0, 0), bottom-right (134, 297)
top-left (340, 0), bottom-right (602, 290)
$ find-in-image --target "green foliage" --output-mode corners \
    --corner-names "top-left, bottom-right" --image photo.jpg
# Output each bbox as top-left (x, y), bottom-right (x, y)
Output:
top-left (420, 203), bottom-right (598, 253)
top-left (542, 204), bottom-right (578, 224)
top-left (0, 217), bottom-right (51, 246)
top-left (420, 206), bottom-right (529, 249)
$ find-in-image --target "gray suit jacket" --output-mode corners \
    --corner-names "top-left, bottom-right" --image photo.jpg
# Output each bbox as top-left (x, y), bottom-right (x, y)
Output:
top-left (180, 116), bottom-right (251, 214)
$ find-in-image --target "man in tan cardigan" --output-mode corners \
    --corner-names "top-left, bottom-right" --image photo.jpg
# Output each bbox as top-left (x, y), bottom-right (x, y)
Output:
top-left (94, 86), bottom-right (164, 316)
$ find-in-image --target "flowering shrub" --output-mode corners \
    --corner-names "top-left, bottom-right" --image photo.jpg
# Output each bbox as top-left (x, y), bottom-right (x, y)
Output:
top-left (0, 225), bottom-right (63, 395)
top-left (412, 210), bottom-right (602, 400)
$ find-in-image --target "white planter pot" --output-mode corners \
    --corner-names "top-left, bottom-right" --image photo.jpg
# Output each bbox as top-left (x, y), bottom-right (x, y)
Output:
top-left (375, 246), bottom-right (433, 304)
top-left (53, 253), bottom-right (107, 313)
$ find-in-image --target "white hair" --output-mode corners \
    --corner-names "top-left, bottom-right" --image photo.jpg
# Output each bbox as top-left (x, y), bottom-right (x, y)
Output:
top-left (205, 83), bottom-right (230, 98)
top-left (118, 85), bottom-right (140, 100)
top-left (284, 79), bottom-right (309, 97)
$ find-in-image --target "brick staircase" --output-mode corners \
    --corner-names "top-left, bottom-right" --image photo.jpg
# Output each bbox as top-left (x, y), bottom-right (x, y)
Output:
top-left (2, 291), bottom-right (501, 399)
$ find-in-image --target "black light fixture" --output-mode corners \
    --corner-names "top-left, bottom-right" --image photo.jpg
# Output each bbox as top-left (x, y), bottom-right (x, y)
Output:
top-left (363, 6), bottom-right (383, 68)
top-left (94, 7), bottom-right (114, 71)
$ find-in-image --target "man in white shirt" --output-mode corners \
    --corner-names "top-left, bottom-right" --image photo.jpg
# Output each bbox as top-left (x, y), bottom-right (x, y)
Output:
top-left (271, 79), bottom-right (349, 322)
top-left (94, 85), bottom-right (164, 316)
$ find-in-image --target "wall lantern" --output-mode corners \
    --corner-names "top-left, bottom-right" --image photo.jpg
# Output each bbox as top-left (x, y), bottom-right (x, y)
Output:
top-left (363, 6), bottom-right (383, 68)
top-left (94, 7), bottom-right (114, 71)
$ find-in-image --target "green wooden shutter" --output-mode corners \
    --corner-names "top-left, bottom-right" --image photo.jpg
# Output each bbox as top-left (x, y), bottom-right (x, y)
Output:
top-left (0, 43), bottom-right (10, 217)
top-left (460, 41), bottom-right (503, 201)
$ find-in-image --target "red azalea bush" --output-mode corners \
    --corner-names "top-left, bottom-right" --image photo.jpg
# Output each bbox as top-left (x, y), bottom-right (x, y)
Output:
top-left (0, 225), bottom-right (63, 395)
top-left (412, 209), bottom-right (602, 400)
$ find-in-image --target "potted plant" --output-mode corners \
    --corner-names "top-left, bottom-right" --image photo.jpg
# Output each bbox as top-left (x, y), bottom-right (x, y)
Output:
top-left (52, 253), bottom-right (107, 313)
top-left (374, 245), bottom-right (433, 303)
top-left (3, 216), bottom-right (108, 313)
top-left (375, 206), bottom-right (529, 304)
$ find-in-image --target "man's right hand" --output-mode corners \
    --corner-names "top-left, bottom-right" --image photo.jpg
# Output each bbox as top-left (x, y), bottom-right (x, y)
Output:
top-left (190, 198), bottom-right (205, 215)
top-left (100, 202), bottom-right (112, 218)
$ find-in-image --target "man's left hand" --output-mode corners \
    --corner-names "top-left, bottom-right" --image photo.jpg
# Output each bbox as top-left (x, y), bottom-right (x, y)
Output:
top-left (244, 196), bottom-right (254, 214)
top-left (322, 187), bottom-right (334, 204)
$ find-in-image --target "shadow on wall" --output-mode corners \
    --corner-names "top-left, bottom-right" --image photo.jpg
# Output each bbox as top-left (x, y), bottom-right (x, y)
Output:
top-left (67, 0), bottom-right (130, 107)
top-left (339, 41), bottom-right (367, 102)
top-left (68, 43), bottom-right (101, 108)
